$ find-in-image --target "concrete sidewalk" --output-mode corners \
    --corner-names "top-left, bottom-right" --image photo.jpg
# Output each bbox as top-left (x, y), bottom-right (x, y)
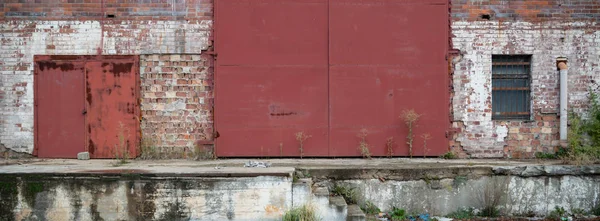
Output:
top-left (0, 158), bottom-right (578, 178)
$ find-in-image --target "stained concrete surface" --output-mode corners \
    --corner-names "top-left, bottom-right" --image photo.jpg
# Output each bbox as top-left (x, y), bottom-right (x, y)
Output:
top-left (0, 158), bottom-right (563, 175)
top-left (1, 158), bottom-right (599, 221)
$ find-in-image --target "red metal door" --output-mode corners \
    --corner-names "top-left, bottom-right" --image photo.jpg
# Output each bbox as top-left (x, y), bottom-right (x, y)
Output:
top-left (85, 58), bottom-right (140, 158)
top-left (35, 61), bottom-right (86, 158)
top-left (328, 0), bottom-right (449, 156)
top-left (215, 0), bottom-right (329, 156)
top-left (34, 56), bottom-right (139, 159)
top-left (215, 0), bottom-right (449, 157)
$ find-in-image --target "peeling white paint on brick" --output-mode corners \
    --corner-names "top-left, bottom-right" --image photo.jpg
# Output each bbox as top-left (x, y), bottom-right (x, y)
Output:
top-left (452, 20), bottom-right (600, 157)
top-left (0, 20), bottom-right (211, 154)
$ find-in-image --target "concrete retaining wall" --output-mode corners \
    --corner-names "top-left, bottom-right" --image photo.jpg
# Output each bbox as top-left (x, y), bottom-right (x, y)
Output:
top-left (1, 176), bottom-right (292, 221)
top-left (2, 165), bottom-right (600, 220)
top-left (333, 175), bottom-right (600, 217)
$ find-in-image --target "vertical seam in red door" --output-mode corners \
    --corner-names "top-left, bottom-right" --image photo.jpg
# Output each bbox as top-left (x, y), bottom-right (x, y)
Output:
top-left (84, 61), bottom-right (88, 154)
top-left (327, 0), bottom-right (331, 156)
top-left (213, 0), bottom-right (218, 156)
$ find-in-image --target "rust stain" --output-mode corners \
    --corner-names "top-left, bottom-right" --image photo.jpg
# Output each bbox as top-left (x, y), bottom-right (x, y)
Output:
top-left (270, 112), bottom-right (297, 116)
top-left (86, 69), bottom-right (93, 106)
top-left (268, 104), bottom-right (298, 117)
top-left (265, 205), bottom-right (281, 215)
top-left (89, 139), bottom-right (95, 154)
top-left (48, 55), bottom-right (80, 60)
top-left (38, 62), bottom-right (75, 72)
top-left (113, 63), bottom-right (133, 77)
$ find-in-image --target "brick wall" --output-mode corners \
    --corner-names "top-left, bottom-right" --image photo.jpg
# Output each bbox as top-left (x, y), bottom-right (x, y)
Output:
top-left (140, 54), bottom-right (213, 157)
top-left (450, 0), bottom-right (600, 158)
top-left (0, 1), bottom-right (213, 155)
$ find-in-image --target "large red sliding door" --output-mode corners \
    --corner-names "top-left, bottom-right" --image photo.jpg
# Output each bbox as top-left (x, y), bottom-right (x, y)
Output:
top-left (215, 0), bottom-right (449, 157)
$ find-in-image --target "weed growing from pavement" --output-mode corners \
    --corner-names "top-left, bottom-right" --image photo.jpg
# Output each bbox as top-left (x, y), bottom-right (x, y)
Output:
top-left (400, 109), bottom-right (421, 158)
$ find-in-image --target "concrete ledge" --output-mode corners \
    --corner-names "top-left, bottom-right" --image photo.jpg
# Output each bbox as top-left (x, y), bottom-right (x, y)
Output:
top-left (493, 165), bottom-right (600, 177)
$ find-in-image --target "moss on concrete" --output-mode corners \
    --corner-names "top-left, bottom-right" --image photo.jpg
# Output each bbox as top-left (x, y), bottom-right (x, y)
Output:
top-left (23, 181), bottom-right (45, 208)
top-left (0, 181), bottom-right (18, 221)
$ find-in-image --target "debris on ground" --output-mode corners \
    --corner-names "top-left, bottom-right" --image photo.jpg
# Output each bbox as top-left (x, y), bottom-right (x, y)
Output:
top-left (244, 161), bottom-right (272, 168)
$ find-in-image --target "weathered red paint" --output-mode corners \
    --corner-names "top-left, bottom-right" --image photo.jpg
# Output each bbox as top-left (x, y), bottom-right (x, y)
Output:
top-left (329, 0), bottom-right (449, 156)
top-left (215, 0), bottom-right (329, 157)
top-left (85, 58), bottom-right (140, 159)
top-left (215, 0), bottom-right (449, 157)
top-left (34, 61), bottom-right (86, 158)
top-left (34, 56), bottom-right (140, 159)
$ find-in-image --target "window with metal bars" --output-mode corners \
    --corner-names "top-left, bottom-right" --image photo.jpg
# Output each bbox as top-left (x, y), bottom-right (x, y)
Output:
top-left (492, 55), bottom-right (532, 120)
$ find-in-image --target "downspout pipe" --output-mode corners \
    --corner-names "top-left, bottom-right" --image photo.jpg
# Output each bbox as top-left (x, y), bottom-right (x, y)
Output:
top-left (558, 58), bottom-right (568, 142)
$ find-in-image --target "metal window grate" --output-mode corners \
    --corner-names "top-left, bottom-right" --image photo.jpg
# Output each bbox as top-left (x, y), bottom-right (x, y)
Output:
top-left (492, 55), bottom-right (531, 120)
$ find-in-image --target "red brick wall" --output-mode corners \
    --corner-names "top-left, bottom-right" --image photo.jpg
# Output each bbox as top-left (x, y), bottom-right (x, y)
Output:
top-left (1, 0), bottom-right (212, 20)
top-left (140, 54), bottom-right (214, 157)
top-left (451, 0), bottom-right (600, 22)
top-left (450, 0), bottom-right (600, 158)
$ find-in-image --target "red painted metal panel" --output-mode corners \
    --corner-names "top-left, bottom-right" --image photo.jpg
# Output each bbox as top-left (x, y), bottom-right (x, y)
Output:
top-left (215, 0), bottom-right (329, 156)
top-left (329, 66), bottom-right (449, 156)
top-left (328, 0), bottom-right (449, 156)
top-left (215, 0), bottom-right (328, 65)
top-left (329, 0), bottom-right (448, 65)
top-left (85, 59), bottom-right (139, 159)
top-left (216, 66), bottom-right (329, 156)
top-left (35, 60), bottom-right (86, 158)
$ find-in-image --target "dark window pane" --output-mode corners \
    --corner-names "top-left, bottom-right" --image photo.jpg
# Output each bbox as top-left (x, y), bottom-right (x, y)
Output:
top-left (491, 55), bottom-right (531, 120)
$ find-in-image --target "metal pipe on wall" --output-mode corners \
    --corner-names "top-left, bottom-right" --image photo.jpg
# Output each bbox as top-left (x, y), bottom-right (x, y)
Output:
top-left (558, 58), bottom-right (568, 141)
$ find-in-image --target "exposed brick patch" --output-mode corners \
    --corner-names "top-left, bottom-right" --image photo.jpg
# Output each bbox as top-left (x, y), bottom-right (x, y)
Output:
top-left (451, 0), bottom-right (600, 22)
top-left (0, 0), bottom-right (213, 20)
top-left (140, 54), bottom-right (214, 155)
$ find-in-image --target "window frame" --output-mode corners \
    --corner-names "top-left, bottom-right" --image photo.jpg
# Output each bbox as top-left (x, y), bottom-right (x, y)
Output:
top-left (491, 55), bottom-right (532, 121)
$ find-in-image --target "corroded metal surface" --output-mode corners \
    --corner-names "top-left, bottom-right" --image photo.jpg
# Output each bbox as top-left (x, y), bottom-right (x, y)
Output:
top-left (85, 58), bottom-right (139, 158)
top-left (34, 56), bottom-right (139, 159)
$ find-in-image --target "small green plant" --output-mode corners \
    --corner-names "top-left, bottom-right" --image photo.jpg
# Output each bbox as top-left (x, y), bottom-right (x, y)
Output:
top-left (282, 204), bottom-right (320, 221)
top-left (360, 201), bottom-right (380, 215)
top-left (421, 133), bottom-right (431, 158)
top-left (535, 152), bottom-right (557, 159)
top-left (592, 203), bottom-right (600, 216)
top-left (446, 208), bottom-right (475, 219)
top-left (386, 137), bottom-right (395, 158)
top-left (563, 90), bottom-right (600, 165)
top-left (472, 176), bottom-right (509, 218)
top-left (357, 129), bottom-right (372, 159)
top-left (478, 206), bottom-right (500, 217)
top-left (548, 206), bottom-right (567, 220)
top-left (400, 109), bottom-right (421, 158)
top-left (441, 151), bottom-right (458, 159)
top-left (140, 137), bottom-right (161, 160)
top-left (570, 208), bottom-right (586, 217)
top-left (331, 184), bottom-right (358, 204)
top-left (295, 132), bottom-right (311, 159)
top-left (389, 207), bottom-right (407, 221)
